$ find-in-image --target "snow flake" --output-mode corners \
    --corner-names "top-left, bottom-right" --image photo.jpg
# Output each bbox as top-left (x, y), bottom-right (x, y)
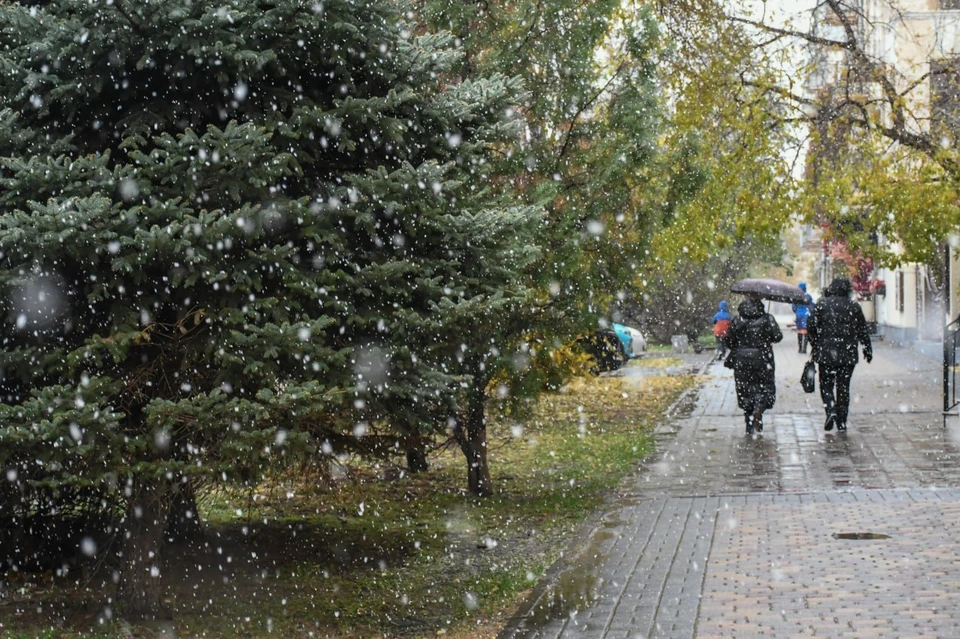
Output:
top-left (81, 537), bottom-right (97, 557)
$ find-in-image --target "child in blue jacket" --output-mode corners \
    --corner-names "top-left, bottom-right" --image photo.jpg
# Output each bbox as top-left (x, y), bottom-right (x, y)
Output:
top-left (712, 301), bottom-right (732, 360)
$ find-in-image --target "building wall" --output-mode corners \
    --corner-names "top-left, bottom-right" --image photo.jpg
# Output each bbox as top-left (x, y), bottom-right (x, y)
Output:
top-left (878, 4), bottom-right (960, 128)
top-left (875, 264), bottom-right (921, 342)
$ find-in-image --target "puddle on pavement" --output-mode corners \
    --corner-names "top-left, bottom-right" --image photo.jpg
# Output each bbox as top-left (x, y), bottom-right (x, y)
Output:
top-left (832, 532), bottom-right (891, 540)
top-left (524, 530), bottom-right (613, 627)
top-left (523, 499), bottom-right (639, 629)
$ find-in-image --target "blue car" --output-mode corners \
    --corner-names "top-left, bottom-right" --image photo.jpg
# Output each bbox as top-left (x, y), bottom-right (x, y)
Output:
top-left (578, 324), bottom-right (647, 374)
top-left (613, 323), bottom-right (647, 359)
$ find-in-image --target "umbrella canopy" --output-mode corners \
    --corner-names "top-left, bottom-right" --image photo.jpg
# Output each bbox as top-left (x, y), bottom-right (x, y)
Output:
top-left (730, 278), bottom-right (807, 304)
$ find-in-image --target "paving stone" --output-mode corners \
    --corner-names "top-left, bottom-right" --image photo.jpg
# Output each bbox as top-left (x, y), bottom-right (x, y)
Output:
top-left (500, 340), bottom-right (960, 638)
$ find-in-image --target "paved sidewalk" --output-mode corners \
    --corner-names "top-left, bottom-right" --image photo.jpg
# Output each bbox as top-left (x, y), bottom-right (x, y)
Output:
top-left (500, 337), bottom-right (960, 638)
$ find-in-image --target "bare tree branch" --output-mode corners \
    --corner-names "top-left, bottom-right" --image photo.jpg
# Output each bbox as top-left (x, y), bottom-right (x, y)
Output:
top-left (742, 78), bottom-right (816, 108)
top-left (728, 15), bottom-right (851, 51)
top-left (730, 0), bottom-right (960, 178)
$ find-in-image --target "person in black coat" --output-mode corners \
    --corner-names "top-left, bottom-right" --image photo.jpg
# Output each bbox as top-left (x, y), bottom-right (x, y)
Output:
top-left (723, 296), bottom-right (784, 434)
top-left (807, 277), bottom-right (873, 432)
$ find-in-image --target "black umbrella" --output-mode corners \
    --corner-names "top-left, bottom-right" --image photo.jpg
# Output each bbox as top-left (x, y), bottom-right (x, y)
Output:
top-left (730, 278), bottom-right (807, 304)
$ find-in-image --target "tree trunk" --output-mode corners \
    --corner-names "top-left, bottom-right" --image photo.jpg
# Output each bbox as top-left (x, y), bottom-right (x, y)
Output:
top-left (454, 384), bottom-right (494, 497)
top-left (164, 479), bottom-right (203, 543)
top-left (117, 480), bottom-right (172, 620)
top-left (405, 436), bottom-right (429, 474)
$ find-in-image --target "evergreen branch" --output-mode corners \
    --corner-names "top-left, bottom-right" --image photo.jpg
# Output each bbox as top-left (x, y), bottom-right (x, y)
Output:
top-left (113, 0), bottom-right (149, 39)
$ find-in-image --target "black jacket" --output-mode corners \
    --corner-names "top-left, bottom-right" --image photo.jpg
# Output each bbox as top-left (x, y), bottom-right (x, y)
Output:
top-left (725, 298), bottom-right (783, 371)
top-left (808, 279), bottom-right (872, 367)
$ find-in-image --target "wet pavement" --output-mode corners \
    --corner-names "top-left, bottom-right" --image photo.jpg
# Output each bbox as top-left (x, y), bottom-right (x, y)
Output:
top-left (500, 337), bottom-right (960, 638)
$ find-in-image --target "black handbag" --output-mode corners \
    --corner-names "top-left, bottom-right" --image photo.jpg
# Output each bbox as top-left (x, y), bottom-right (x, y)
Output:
top-left (723, 351), bottom-right (736, 369)
top-left (801, 360), bottom-right (816, 393)
top-left (730, 347), bottom-right (762, 372)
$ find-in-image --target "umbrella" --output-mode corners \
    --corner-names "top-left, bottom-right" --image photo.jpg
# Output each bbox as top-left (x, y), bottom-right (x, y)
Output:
top-left (730, 278), bottom-right (807, 304)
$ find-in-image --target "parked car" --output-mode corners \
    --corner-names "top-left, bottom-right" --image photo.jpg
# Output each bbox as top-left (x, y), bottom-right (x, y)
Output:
top-left (577, 329), bottom-right (627, 374)
top-left (613, 323), bottom-right (647, 358)
top-left (577, 324), bottom-right (647, 375)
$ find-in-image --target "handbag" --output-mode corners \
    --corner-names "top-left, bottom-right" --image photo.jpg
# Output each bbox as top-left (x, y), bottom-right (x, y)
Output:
top-left (730, 347), bottom-right (762, 373)
top-left (723, 350), bottom-right (736, 369)
top-left (801, 359), bottom-right (816, 393)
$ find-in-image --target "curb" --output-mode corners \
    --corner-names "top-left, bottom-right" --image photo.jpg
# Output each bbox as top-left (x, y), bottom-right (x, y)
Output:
top-left (496, 354), bottom-right (717, 638)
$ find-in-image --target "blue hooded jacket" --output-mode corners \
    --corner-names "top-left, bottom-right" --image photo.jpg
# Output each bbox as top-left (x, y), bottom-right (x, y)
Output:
top-left (792, 282), bottom-right (814, 329)
top-left (712, 300), bottom-right (732, 323)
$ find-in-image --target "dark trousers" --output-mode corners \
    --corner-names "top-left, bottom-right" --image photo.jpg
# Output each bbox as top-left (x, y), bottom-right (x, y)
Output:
top-left (819, 364), bottom-right (855, 422)
top-left (716, 337), bottom-right (727, 357)
top-left (797, 332), bottom-right (808, 353)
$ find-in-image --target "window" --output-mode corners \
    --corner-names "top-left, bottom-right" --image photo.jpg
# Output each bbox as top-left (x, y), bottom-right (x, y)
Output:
top-left (896, 271), bottom-right (905, 312)
top-left (916, 267), bottom-right (922, 321)
top-left (824, 8), bottom-right (861, 26)
top-left (822, 0), bottom-right (862, 26)
top-left (941, 0), bottom-right (960, 9)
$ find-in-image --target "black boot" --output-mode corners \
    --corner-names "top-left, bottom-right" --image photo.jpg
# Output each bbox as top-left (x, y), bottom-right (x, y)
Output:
top-left (824, 412), bottom-right (836, 432)
top-left (753, 411), bottom-right (763, 432)
top-left (745, 414), bottom-right (754, 435)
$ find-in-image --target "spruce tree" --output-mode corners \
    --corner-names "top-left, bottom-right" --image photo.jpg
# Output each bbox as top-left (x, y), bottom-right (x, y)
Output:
top-left (0, 0), bottom-right (538, 617)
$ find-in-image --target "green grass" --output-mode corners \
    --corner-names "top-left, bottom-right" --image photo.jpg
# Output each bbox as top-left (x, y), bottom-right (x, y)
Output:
top-left (1, 374), bottom-right (696, 639)
top-left (645, 342), bottom-right (674, 353)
